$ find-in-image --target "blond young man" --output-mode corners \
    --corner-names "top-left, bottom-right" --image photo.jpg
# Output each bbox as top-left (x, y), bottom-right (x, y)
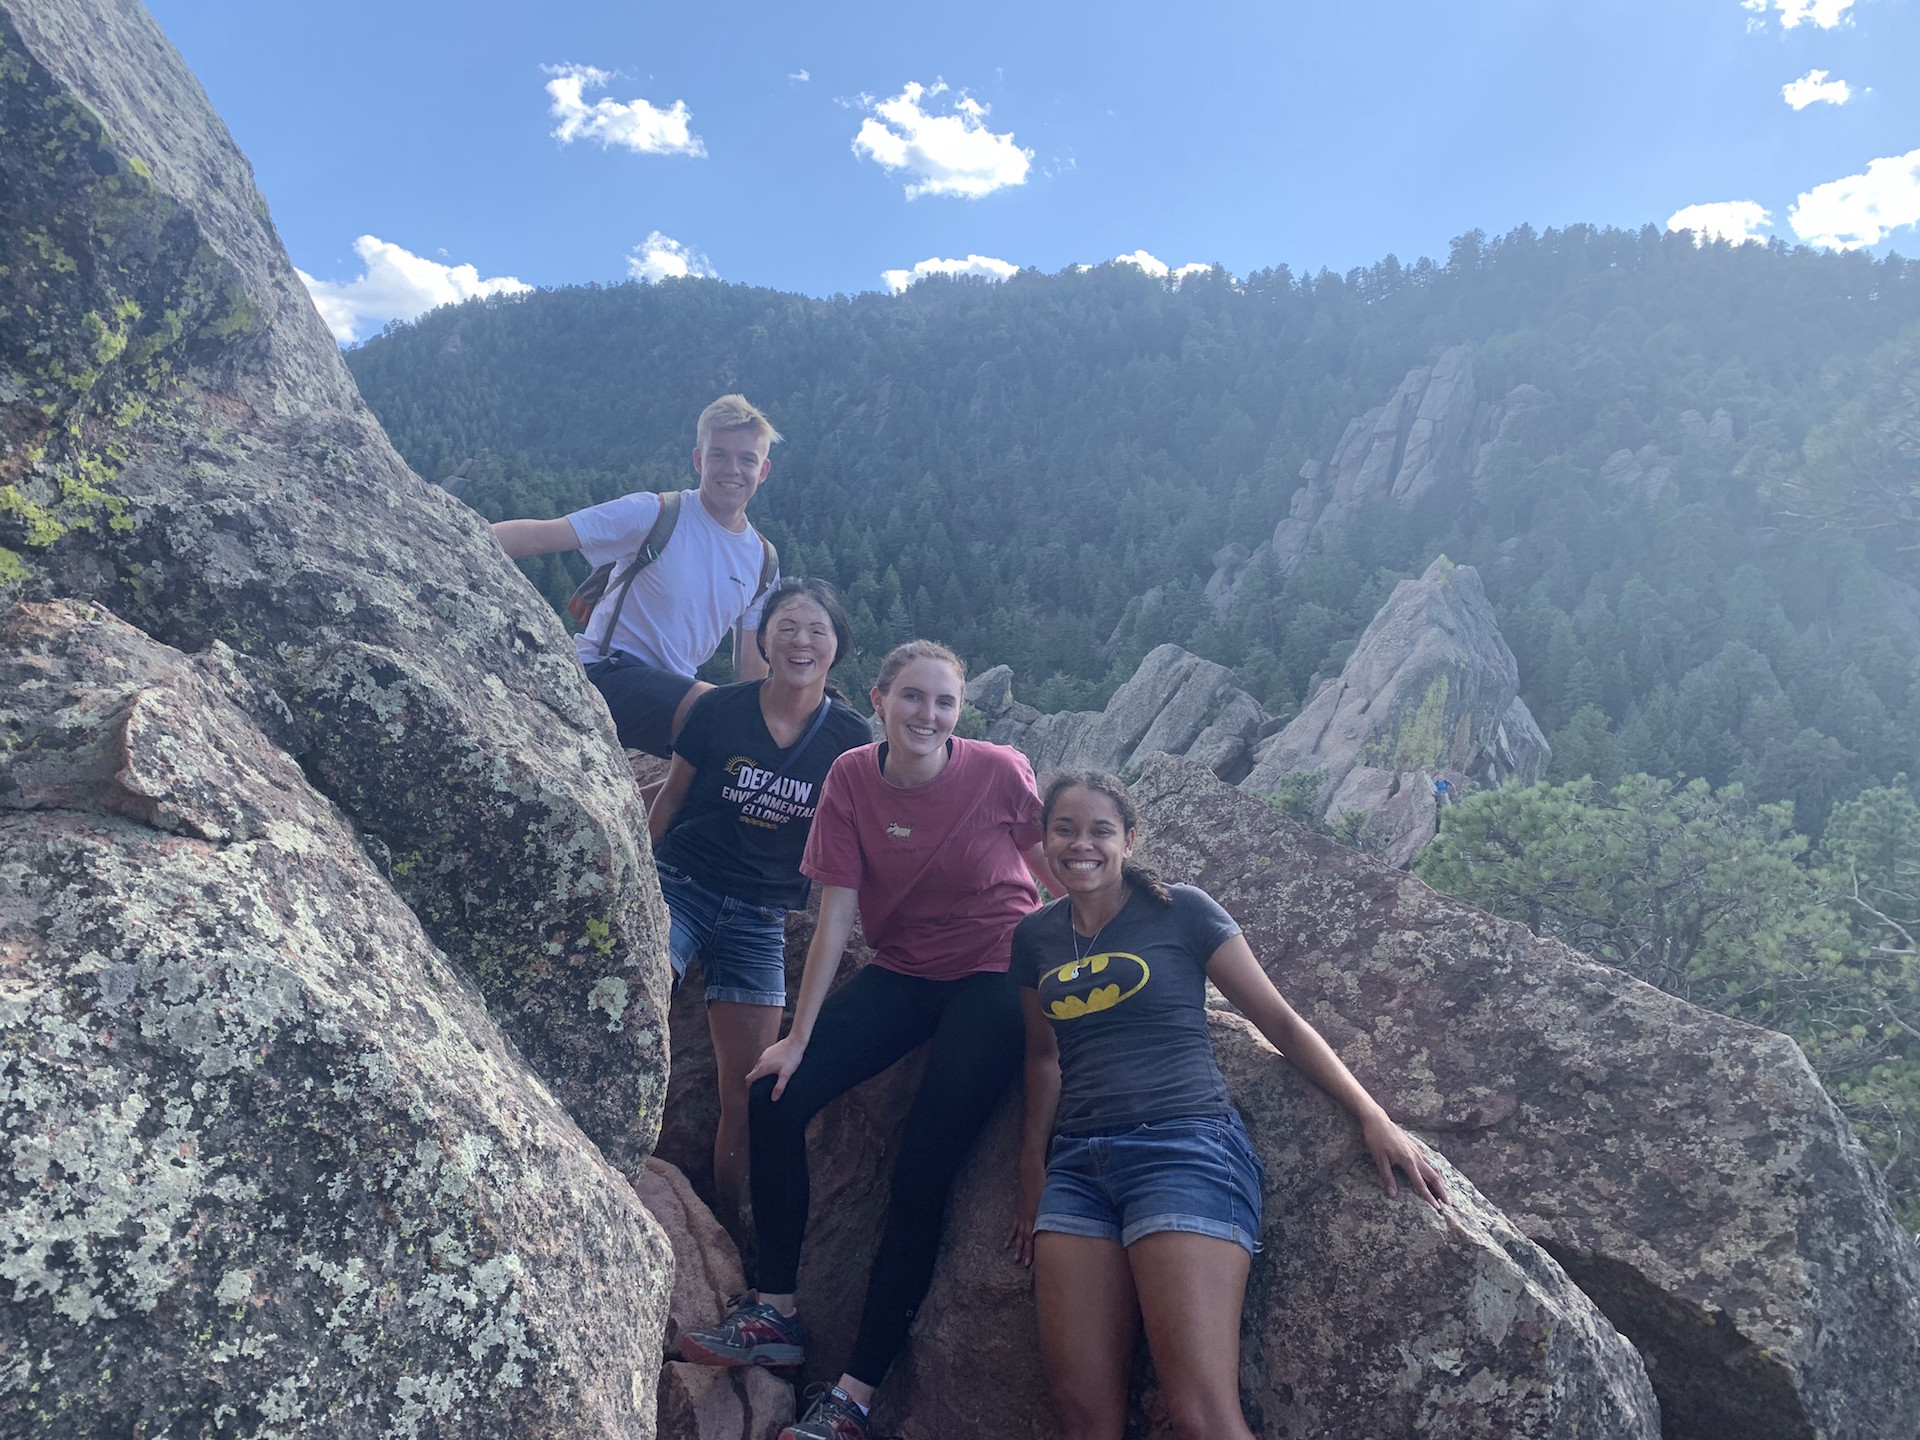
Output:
top-left (493, 395), bottom-right (782, 757)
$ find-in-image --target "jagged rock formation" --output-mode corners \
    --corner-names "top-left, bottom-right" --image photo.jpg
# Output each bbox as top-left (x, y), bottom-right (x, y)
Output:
top-left (1207, 347), bottom-right (1505, 605)
top-left (1241, 556), bottom-right (1548, 863)
top-left (967, 644), bottom-right (1269, 783)
top-left (0, 601), bottom-right (673, 1437)
top-left (0, 0), bottom-right (671, 1171)
top-left (1134, 754), bottom-right (1920, 1440)
top-left (660, 908), bottom-right (1660, 1439)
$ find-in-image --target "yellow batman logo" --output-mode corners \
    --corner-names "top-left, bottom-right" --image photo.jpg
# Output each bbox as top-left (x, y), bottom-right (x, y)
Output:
top-left (1042, 952), bottom-right (1149, 1020)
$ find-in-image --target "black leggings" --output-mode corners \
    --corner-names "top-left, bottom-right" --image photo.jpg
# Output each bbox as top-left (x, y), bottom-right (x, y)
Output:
top-left (748, 963), bottom-right (1024, 1386)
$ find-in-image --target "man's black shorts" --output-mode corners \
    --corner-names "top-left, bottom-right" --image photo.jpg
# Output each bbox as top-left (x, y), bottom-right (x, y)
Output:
top-left (584, 651), bottom-right (699, 758)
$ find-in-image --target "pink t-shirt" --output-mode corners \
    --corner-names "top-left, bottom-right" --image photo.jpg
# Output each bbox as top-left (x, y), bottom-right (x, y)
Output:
top-left (801, 738), bottom-right (1045, 981)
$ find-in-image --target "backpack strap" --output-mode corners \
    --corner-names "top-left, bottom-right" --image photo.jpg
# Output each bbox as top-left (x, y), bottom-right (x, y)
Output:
top-left (593, 490), bottom-right (683, 659)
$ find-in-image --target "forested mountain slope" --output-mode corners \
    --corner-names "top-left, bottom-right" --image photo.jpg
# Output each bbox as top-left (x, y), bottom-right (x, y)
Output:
top-left (347, 226), bottom-right (1920, 840)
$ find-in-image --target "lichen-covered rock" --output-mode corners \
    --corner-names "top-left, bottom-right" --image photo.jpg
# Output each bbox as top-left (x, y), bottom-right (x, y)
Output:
top-left (1134, 753), bottom-right (1920, 1440)
top-left (879, 1015), bottom-right (1660, 1440)
top-left (0, 0), bottom-right (670, 1170)
top-left (0, 600), bottom-right (672, 1437)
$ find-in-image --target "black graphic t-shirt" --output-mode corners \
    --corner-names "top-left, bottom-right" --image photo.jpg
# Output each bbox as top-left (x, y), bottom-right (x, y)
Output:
top-left (657, 681), bottom-right (872, 910)
top-left (1010, 884), bottom-right (1242, 1136)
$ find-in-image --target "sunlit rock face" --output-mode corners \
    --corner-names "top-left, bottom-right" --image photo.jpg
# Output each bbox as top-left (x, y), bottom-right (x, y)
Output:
top-left (0, 601), bottom-right (673, 1438)
top-left (1240, 556), bottom-right (1549, 863)
top-left (0, 0), bottom-right (671, 1173)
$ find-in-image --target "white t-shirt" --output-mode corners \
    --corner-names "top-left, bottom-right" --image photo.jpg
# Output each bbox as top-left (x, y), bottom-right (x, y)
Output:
top-left (566, 489), bottom-right (775, 676)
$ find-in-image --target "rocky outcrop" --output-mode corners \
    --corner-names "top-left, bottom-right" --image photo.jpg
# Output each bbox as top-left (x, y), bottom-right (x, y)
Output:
top-left (1601, 443), bottom-right (1674, 505)
top-left (1257, 346), bottom-right (1503, 578)
top-left (662, 913), bottom-right (1659, 1438)
top-left (1241, 556), bottom-right (1548, 862)
top-left (1134, 753), bottom-right (1920, 1440)
top-left (880, 1014), bottom-right (1659, 1440)
top-left (635, 1160), bottom-right (794, 1439)
top-left (0, 0), bottom-right (670, 1170)
top-left (968, 644), bottom-right (1269, 784)
top-left (0, 601), bottom-right (673, 1437)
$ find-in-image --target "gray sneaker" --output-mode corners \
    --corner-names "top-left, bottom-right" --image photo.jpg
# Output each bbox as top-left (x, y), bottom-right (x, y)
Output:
top-left (781, 1384), bottom-right (873, 1440)
top-left (680, 1292), bottom-right (807, 1368)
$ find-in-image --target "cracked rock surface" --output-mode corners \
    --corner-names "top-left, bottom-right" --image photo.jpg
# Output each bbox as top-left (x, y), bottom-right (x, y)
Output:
top-left (0, 0), bottom-right (671, 1174)
top-left (0, 600), bottom-right (672, 1437)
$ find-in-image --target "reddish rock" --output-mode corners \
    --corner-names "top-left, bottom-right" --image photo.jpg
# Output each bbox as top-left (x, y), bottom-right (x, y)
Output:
top-left (657, 1363), bottom-right (793, 1440)
top-left (633, 1158), bottom-right (748, 1358)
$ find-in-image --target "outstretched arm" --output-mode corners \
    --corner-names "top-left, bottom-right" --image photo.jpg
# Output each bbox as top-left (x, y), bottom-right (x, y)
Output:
top-left (745, 884), bottom-right (858, 1099)
top-left (491, 516), bottom-right (581, 559)
top-left (1207, 935), bottom-right (1449, 1209)
top-left (1007, 988), bottom-right (1062, 1267)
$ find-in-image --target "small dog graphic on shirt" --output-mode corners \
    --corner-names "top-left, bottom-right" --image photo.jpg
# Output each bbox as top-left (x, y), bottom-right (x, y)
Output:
top-left (886, 822), bottom-right (912, 840)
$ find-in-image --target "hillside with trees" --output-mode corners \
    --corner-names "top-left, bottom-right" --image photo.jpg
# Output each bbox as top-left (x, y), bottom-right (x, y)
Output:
top-left (347, 227), bottom-right (1920, 1218)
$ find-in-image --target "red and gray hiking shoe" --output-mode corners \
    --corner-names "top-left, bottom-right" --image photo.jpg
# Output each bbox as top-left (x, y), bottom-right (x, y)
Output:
top-left (680, 1292), bottom-right (807, 1368)
top-left (781, 1384), bottom-right (873, 1440)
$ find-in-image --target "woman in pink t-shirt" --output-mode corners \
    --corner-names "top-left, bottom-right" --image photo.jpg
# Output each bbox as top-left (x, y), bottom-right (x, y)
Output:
top-left (681, 640), bottom-right (1054, 1440)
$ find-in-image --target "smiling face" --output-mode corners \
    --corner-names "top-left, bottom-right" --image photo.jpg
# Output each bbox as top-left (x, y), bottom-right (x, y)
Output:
top-left (762, 595), bottom-right (837, 688)
top-left (1043, 784), bottom-right (1136, 900)
top-left (870, 657), bottom-right (964, 762)
top-left (692, 423), bottom-right (772, 520)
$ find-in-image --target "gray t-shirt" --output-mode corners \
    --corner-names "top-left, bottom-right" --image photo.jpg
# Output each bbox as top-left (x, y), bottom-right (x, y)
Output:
top-left (1010, 884), bottom-right (1242, 1136)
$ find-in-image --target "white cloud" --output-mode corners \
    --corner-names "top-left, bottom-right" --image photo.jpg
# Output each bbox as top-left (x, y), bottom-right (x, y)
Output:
top-left (789, 69), bottom-right (810, 82)
top-left (1745, 0), bottom-right (1853, 27)
top-left (1113, 250), bottom-right (1214, 283)
top-left (543, 63), bottom-right (705, 157)
top-left (1782, 69), bottom-right (1853, 109)
top-left (1665, 201), bottom-right (1773, 246)
top-left (296, 235), bottom-right (530, 343)
top-left (851, 81), bottom-right (1031, 199)
top-left (880, 253), bottom-right (1019, 293)
top-left (627, 231), bottom-right (718, 283)
top-left (1789, 147), bottom-right (1920, 250)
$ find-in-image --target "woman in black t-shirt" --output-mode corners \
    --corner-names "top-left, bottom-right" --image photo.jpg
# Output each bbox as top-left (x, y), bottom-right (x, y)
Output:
top-left (1007, 770), bottom-right (1447, 1440)
top-left (648, 579), bottom-right (872, 1229)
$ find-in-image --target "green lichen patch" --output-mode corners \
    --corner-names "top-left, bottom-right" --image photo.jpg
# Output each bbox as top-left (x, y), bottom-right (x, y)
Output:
top-left (0, 603), bottom-right (671, 1438)
top-left (0, 10), bottom-right (260, 587)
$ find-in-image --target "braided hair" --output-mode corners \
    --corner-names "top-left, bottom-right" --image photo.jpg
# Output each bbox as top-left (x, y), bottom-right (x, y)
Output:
top-left (1037, 769), bottom-right (1174, 907)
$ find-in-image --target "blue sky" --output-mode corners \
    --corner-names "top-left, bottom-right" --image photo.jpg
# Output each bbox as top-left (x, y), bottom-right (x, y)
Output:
top-left (147, 0), bottom-right (1920, 342)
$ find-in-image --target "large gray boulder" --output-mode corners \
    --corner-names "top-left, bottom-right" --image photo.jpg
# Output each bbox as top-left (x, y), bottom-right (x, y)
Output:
top-left (1135, 753), bottom-right (1920, 1440)
top-left (972, 644), bottom-right (1268, 783)
top-left (0, 0), bottom-right (670, 1171)
top-left (1241, 556), bottom-right (1548, 863)
top-left (0, 601), bottom-right (673, 1437)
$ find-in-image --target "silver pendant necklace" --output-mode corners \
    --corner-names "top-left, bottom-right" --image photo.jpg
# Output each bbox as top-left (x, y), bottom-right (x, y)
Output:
top-left (1070, 892), bottom-right (1123, 965)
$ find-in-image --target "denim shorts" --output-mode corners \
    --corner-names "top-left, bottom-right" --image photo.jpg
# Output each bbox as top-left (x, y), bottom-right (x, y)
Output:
top-left (1035, 1110), bottom-right (1265, 1255)
top-left (656, 861), bottom-right (788, 1007)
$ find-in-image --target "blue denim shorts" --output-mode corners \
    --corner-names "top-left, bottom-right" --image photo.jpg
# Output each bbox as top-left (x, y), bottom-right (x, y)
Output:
top-left (656, 861), bottom-right (788, 1007)
top-left (1035, 1110), bottom-right (1265, 1255)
